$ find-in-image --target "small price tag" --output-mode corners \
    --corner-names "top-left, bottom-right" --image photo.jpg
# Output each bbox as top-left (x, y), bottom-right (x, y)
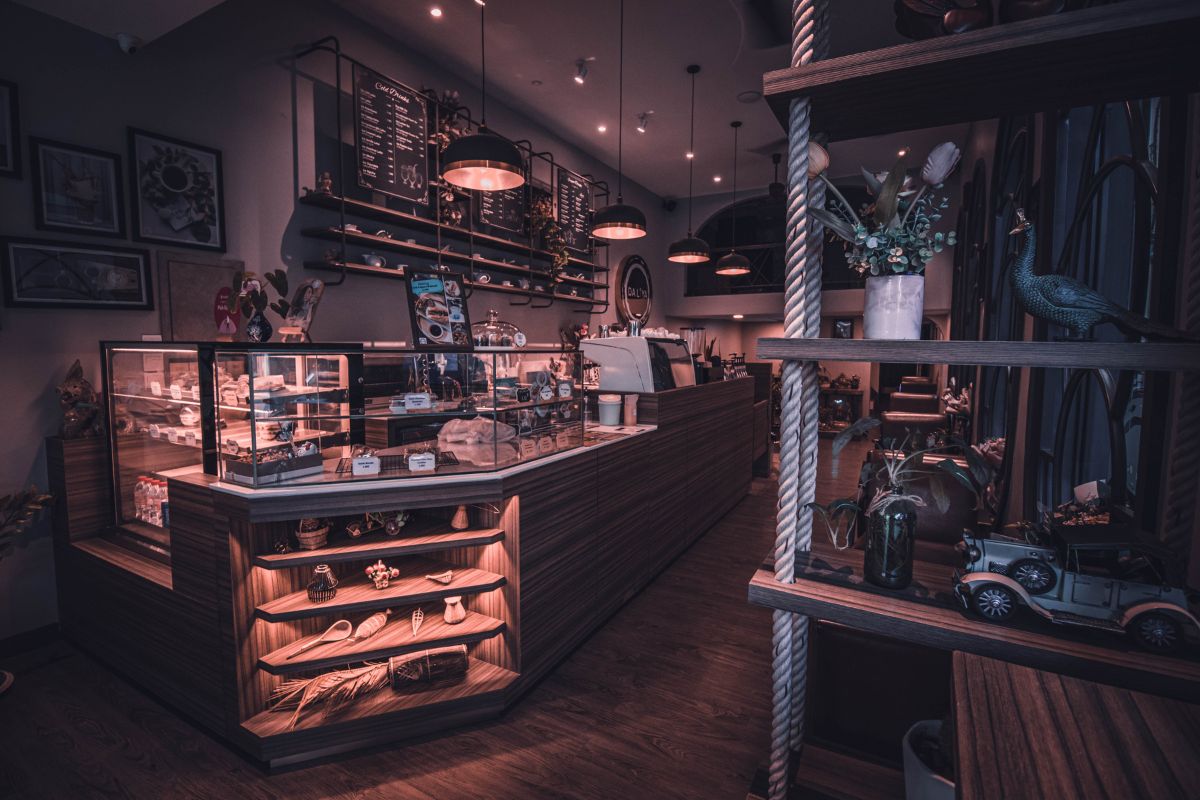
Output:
top-left (519, 438), bottom-right (536, 458)
top-left (557, 380), bottom-right (573, 399)
top-left (407, 452), bottom-right (436, 472)
top-left (539, 385), bottom-right (554, 402)
top-left (403, 392), bottom-right (433, 411)
top-left (513, 331), bottom-right (527, 347)
top-left (149, 381), bottom-right (162, 397)
top-left (169, 384), bottom-right (183, 400)
top-left (166, 428), bottom-right (180, 443)
top-left (351, 456), bottom-right (381, 476)
top-left (148, 424), bottom-right (161, 438)
top-left (184, 431), bottom-right (197, 447)
top-left (190, 386), bottom-right (201, 401)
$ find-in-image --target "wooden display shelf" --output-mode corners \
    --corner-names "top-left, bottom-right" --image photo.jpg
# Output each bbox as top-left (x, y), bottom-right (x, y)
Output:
top-left (464, 280), bottom-right (597, 306)
top-left (255, 558), bottom-right (505, 622)
top-left (748, 553), bottom-right (1200, 702)
top-left (240, 656), bottom-right (517, 744)
top-left (252, 526), bottom-right (504, 569)
top-left (762, 0), bottom-right (1200, 139)
top-left (257, 610), bottom-right (506, 675)
top-left (555, 273), bottom-right (607, 289)
top-left (304, 260), bottom-right (406, 279)
top-left (299, 192), bottom-right (605, 271)
top-left (756, 338), bottom-right (1200, 372)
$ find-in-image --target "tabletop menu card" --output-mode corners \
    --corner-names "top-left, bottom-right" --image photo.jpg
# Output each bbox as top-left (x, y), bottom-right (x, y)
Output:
top-left (474, 186), bottom-right (525, 234)
top-left (354, 68), bottom-right (429, 205)
top-left (556, 167), bottom-right (592, 253)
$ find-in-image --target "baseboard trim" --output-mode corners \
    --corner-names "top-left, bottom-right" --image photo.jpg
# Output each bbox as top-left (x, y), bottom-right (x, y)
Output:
top-left (0, 623), bottom-right (61, 657)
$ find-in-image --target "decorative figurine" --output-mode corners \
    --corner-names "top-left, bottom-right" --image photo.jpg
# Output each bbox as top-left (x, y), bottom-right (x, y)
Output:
top-left (316, 171), bottom-right (333, 195)
top-left (286, 619), bottom-right (352, 660)
top-left (941, 377), bottom-right (972, 415)
top-left (365, 560), bottom-right (400, 590)
top-left (450, 505), bottom-right (470, 531)
top-left (306, 564), bottom-right (338, 603)
top-left (384, 511), bottom-right (412, 537)
top-left (424, 570), bottom-right (453, 585)
top-left (56, 360), bottom-right (103, 439)
top-left (411, 607), bottom-right (425, 636)
top-left (443, 596), bottom-right (466, 625)
top-left (352, 609), bottom-right (392, 641)
top-left (1009, 209), bottom-right (1197, 341)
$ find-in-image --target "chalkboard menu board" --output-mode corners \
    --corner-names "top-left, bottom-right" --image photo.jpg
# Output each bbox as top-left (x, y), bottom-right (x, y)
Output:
top-left (354, 68), bottom-right (429, 205)
top-left (555, 167), bottom-right (592, 253)
top-left (474, 186), bottom-right (525, 234)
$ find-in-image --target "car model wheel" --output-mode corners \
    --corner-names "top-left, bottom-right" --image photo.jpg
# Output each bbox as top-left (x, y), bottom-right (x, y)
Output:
top-left (1128, 612), bottom-right (1183, 654)
top-left (1009, 558), bottom-right (1056, 595)
top-left (972, 584), bottom-right (1017, 622)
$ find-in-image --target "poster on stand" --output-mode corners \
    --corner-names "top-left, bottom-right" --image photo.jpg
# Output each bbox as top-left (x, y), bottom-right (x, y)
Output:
top-left (404, 270), bottom-right (472, 351)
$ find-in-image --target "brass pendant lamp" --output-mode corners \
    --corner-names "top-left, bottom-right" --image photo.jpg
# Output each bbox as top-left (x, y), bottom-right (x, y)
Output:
top-left (668, 65), bottom-right (709, 263)
top-left (715, 120), bottom-right (750, 276)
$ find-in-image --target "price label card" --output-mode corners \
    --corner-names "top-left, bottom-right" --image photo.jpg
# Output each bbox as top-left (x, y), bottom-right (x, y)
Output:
top-left (519, 438), bottom-right (536, 458)
top-left (403, 392), bottom-right (433, 411)
top-left (184, 431), bottom-right (197, 447)
top-left (191, 386), bottom-right (201, 401)
top-left (169, 384), bottom-right (183, 400)
top-left (539, 385), bottom-right (555, 402)
top-left (557, 380), bottom-right (573, 399)
top-left (149, 381), bottom-right (162, 397)
top-left (407, 452), bottom-right (437, 472)
top-left (352, 456), bottom-right (382, 476)
top-left (148, 424), bottom-right (161, 438)
top-left (166, 428), bottom-right (180, 443)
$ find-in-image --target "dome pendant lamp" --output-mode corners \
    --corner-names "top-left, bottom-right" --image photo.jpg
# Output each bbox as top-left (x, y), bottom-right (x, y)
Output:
top-left (591, 0), bottom-right (646, 240)
top-left (440, 1), bottom-right (525, 192)
top-left (668, 65), bottom-right (709, 264)
top-left (715, 120), bottom-right (750, 276)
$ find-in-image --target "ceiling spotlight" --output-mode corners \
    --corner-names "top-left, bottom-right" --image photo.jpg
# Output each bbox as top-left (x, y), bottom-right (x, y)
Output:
top-left (474, 0), bottom-right (486, 5)
top-left (733, 314), bottom-right (744, 319)
top-left (597, 124), bottom-right (607, 133)
top-left (574, 59), bottom-right (589, 85)
top-left (737, 90), bottom-right (763, 104)
top-left (636, 111), bottom-right (652, 134)
top-left (685, 151), bottom-right (694, 159)
top-left (713, 175), bottom-right (722, 183)
top-left (898, 147), bottom-right (909, 156)
top-left (430, 6), bottom-right (443, 17)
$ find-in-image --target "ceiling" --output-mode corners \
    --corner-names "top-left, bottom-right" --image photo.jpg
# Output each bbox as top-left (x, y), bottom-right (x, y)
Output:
top-left (12, 0), bottom-right (224, 43)
top-left (337, 0), bottom-right (911, 200)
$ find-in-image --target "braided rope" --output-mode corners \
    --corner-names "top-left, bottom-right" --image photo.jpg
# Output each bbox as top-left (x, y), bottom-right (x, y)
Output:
top-left (769, 2), bottom-right (822, 798)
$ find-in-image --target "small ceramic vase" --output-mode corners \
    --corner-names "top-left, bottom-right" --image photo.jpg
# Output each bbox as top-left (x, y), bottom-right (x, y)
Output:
top-left (306, 564), bottom-right (338, 603)
top-left (245, 310), bottom-right (273, 343)
top-left (443, 596), bottom-right (466, 625)
top-left (450, 505), bottom-right (469, 531)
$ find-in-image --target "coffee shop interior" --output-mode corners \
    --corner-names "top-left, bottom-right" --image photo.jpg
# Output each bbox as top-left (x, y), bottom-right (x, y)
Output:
top-left (1, 0), bottom-right (1199, 798)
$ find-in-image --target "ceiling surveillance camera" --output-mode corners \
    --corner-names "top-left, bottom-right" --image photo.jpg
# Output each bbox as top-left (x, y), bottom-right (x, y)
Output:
top-left (116, 33), bottom-right (142, 54)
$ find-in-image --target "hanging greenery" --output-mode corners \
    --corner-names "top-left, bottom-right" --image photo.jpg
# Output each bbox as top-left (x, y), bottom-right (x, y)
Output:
top-left (528, 195), bottom-right (569, 273)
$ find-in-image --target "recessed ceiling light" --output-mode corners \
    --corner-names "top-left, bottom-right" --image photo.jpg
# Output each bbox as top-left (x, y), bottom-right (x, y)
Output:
top-left (685, 151), bottom-right (694, 159)
top-left (713, 175), bottom-right (722, 183)
top-left (531, 79), bottom-right (543, 86)
top-left (732, 314), bottom-right (744, 320)
top-left (737, 90), bottom-right (762, 104)
top-left (898, 147), bottom-right (909, 156)
top-left (430, 6), bottom-right (443, 17)
top-left (597, 124), bottom-right (607, 133)
top-left (574, 59), bottom-right (589, 85)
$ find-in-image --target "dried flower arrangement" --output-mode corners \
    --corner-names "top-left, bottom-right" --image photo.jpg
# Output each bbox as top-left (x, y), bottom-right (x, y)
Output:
top-left (529, 195), bottom-right (570, 273)
top-left (811, 142), bottom-right (961, 277)
top-left (1, 488), bottom-right (52, 561)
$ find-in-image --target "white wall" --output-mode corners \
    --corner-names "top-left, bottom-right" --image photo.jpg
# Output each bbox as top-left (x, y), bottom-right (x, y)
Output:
top-left (0, 0), bottom-right (671, 640)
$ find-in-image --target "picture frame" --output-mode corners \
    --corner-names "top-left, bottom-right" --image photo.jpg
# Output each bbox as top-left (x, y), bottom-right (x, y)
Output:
top-left (128, 127), bottom-right (226, 251)
top-left (30, 137), bottom-right (125, 237)
top-left (2, 236), bottom-right (152, 310)
top-left (832, 318), bottom-right (855, 339)
top-left (0, 79), bottom-right (20, 179)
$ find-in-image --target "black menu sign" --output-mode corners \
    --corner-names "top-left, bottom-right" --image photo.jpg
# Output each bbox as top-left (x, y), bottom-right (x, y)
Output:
top-left (354, 68), bottom-right (428, 205)
top-left (474, 186), bottom-right (525, 234)
top-left (556, 167), bottom-right (592, 253)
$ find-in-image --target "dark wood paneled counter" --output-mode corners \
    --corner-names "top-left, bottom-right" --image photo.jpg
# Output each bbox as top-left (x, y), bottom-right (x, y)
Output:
top-left (48, 378), bottom-right (754, 766)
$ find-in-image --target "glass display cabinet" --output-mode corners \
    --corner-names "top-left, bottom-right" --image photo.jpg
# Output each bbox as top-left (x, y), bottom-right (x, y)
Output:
top-left (103, 343), bottom-right (586, 493)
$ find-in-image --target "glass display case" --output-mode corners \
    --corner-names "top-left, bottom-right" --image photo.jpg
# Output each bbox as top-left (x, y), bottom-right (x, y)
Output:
top-left (102, 343), bottom-right (587, 494)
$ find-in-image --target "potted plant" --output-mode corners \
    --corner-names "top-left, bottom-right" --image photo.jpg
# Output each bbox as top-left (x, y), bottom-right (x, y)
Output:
top-left (811, 143), bottom-right (961, 339)
top-left (0, 487), bottom-right (53, 696)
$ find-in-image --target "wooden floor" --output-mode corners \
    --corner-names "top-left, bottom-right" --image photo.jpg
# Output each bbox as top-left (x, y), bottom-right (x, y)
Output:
top-left (2, 442), bottom-right (872, 800)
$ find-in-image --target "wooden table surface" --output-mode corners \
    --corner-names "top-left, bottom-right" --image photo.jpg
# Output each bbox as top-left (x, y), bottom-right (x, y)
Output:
top-left (953, 651), bottom-right (1200, 800)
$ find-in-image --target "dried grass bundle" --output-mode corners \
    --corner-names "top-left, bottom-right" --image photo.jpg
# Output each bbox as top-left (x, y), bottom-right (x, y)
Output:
top-left (269, 662), bottom-right (390, 729)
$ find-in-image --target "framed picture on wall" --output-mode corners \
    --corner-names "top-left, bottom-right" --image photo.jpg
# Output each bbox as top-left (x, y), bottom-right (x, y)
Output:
top-left (0, 79), bottom-right (20, 179)
top-left (128, 127), bottom-right (226, 251)
top-left (31, 138), bottom-right (125, 237)
top-left (2, 236), bottom-right (152, 310)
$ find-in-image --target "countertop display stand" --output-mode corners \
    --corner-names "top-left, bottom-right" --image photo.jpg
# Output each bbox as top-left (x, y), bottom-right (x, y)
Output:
top-left (755, 3), bottom-right (1200, 799)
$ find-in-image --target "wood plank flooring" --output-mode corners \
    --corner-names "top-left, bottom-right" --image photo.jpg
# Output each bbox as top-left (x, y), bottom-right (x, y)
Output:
top-left (0, 446), bottom-right (836, 800)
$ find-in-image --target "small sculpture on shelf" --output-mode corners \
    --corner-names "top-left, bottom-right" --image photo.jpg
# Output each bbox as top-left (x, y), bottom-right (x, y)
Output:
top-left (424, 570), bottom-right (453, 585)
top-left (384, 510), bottom-right (412, 537)
top-left (450, 505), bottom-right (470, 531)
top-left (306, 564), bottom-right (338, 604)
top-left (442, 596), bottom-right (466, 625)
top-left (316, 171), bottom-right (334, 195)
top-left (365, 560), bottom-right (400, 590)
top-left (56, 360), bottom-right (104, 439)
top-left (1009, 208), bottom-right (1197, 341)
top-left (941, 377), bottom-right (972, 415)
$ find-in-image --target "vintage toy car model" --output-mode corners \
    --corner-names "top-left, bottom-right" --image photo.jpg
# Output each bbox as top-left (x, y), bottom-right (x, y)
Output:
top-left (953, 525), bottom-right (1199, 653)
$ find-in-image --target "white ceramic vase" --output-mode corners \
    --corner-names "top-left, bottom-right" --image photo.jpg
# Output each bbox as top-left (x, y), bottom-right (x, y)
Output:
top-left (863, 274), bottom-right (925, 340)
top-left (902, 720), bottom-right (955, 800)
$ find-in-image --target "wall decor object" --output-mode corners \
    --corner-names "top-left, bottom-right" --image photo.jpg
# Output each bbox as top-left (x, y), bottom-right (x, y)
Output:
top-left (354, 67), bottom-right (429, 204)
top-left (129, 127), bottom-right (226, 251)
top-left (278, 279), bottom-right (325, 343)
top-left (810, 142), bottom-right (960, 339)
top-left (0, 79), bottom-right (19, 179)
top-left (555, 167), bottom-right (592, 252)
top-left (155, 250), bottom-right (244, 341)
top-left (30, 137), bottom-right (125, 237)
top-left (615, 254), bottom-right (652, 326)
top-left (56, 359), bottom-right (104, 439)
top-left (832, 318), bottom-right (854, 339)
top-left (2, 236), bottom-right (152, 309)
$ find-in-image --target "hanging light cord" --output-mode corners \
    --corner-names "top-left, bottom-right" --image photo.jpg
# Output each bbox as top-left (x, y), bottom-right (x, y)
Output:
top-left (687, 69), bottom-right (696, 235)
top-left (730, 122), bottom-right (739, 253)
top-left (617, 0), bottom-right (624, 202)
top-left (479, 3), bottom-right (487, 127)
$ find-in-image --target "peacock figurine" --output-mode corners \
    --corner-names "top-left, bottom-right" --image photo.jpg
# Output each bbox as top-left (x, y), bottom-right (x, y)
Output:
top-left (1008, 208), bottom-right (1196, 341)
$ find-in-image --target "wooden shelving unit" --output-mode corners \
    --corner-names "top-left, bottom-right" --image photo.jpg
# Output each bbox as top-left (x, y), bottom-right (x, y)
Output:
top-left (304, 260), bottom-right (405, 279)
top-left (756, 338), bottom-right (1200, 372)
top-left (252, 526), bottom-right (504, 569)
top-left (257, 610), bottom-right (506, 675)
top-left (255, 558), bottom-right (505, 622)
top-left (761, 0), bottom-right (1200, 139)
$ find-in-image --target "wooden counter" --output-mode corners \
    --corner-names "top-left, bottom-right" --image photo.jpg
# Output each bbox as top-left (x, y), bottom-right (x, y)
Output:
top-left (48, 378), bottom-right (754, 766)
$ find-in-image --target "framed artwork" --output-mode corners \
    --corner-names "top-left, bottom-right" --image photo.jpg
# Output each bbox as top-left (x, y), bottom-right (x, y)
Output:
top-left (30, 137), bottom-right (125, 237)
top-left (404, 270), bottom-right (471, 350)
top-left (2, 237), bottom-right (152, 310)
top-left (128, 127), bottom-right (226, 251)
top-left (832, 318), bottom-right (855, 339)
top-left (0, 79), bottom-right (20, 179)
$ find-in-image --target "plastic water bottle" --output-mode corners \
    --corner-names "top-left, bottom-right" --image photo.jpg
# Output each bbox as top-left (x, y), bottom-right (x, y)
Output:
top-left (157, 480), bottom-right (170, 529)
top-left (133, 476), bottom-right (147, 522)
top-left (148, 480), bottom-right (162, 526)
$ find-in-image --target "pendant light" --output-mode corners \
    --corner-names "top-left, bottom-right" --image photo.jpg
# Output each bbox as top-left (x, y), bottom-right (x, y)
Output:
top-left (591, 0), bottom-right (647, 240)
top-left (668, 65), bottom-right (710, 264)
top-left (715, 120), bottom-right (750, 276)
top-left (440, 1), bottom-right (525, 192)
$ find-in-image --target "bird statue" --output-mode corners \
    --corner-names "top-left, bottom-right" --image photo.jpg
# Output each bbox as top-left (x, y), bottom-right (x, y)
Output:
top-left (1008, 208), bottom-right (1197, 341)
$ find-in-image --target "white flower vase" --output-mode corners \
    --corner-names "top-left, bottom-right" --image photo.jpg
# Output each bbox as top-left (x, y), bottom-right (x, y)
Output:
top-left (863, 274), bottom-right (925, 340)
